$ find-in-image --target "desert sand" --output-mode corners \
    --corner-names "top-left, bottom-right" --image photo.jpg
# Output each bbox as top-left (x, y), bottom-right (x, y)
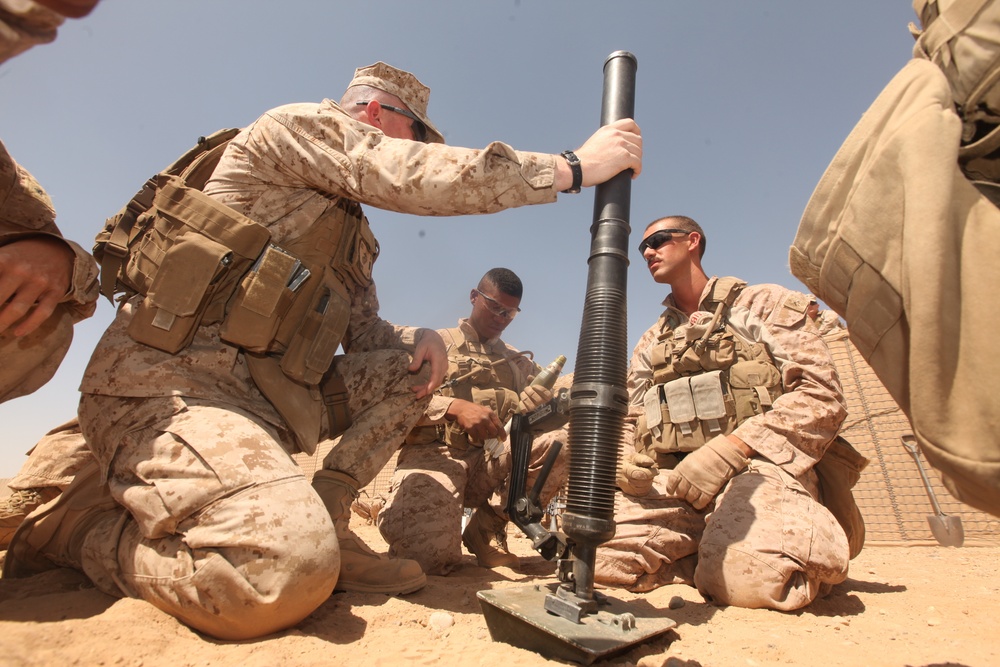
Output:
top-left (0, 519), bottom-right (996, 667)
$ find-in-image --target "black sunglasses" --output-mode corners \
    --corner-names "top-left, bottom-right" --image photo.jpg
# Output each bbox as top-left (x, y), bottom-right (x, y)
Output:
top-left (637, 228), bottom-right (691, 254)
top-left (356, 101), bottom-right (427, 142)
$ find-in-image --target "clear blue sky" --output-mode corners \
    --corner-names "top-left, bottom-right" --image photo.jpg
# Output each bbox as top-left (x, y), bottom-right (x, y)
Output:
top-left (0, 1), bottom-right (917, 477)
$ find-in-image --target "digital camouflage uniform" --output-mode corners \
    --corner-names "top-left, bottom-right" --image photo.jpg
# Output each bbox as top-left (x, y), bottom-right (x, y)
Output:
top-left (806, 309), bottom-right (845, 337)
top-left (594, 277), bottom-right (850, 611)
top-left (1, 0), bottom-right (103, 400)
top-left (0, 0), bottom-right (65, 63)
top-left (6, 82), bottom-right (563, 639)
top-left (377, 320), bottom-right (568, 574)
top-left (0, 144), bottom-right (99, 406)
top-left (1, 0), bottom-right (100, 516)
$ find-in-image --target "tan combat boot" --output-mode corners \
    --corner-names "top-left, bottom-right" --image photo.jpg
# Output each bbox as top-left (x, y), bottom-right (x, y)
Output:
top-left (0, 487), bottom-right (61, 549)
top-left (312, 470), bottom-right (426, 595)
top-left (462, 505), bottom-right (520, 569)
top-left (3, 463), bottom-right (120, 578)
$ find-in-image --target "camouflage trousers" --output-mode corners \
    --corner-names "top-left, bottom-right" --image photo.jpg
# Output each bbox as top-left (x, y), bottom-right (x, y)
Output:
top-left (13, 348), bottom-right (430, 639)
top-left (319, 349), bottom-right (433, 486)
top-left (75, 394), bottom-right (339, 639)
top-left (6, 418), bottom-right (90, 492)
top-left (378, 425), bottom-right (569, 575)
top-left (595, 458), bottom-right (850, 611)
top-left (0, 304), bottom-right (73, 404)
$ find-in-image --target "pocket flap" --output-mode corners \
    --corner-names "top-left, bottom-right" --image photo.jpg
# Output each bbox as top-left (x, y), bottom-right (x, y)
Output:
top-left (664, 377), bottom-right (696, 424)
top-left (690, 370), bottom-right (727, 420)
top-left (147, 231), bottom-right (230, 317)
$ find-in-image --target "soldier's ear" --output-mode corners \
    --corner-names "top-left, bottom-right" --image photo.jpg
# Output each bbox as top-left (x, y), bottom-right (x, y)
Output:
top-left (687, 232), bottom-right (701, 253)
top-left (361, 100), bottom-right (383, 128)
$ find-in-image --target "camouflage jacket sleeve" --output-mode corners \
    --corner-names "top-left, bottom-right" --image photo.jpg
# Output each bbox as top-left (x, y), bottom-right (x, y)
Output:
top-left (340, 277), bottom-right (421, 355)
top-left (240, 101), bottom-right (559, 216)
top-left (726, 284), bottom-right (847, 476)
top-left (0, 140), bottom-right (99, 321)
top-left (0, 0), bottom-right (63, 64)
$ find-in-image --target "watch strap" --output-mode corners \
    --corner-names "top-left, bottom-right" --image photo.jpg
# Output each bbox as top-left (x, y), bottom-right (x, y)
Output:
top-left (560, 150), bottom-right (582, 194)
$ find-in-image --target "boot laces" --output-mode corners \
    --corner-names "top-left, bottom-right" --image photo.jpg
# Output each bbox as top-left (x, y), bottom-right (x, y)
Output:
top-left (492, 528), bottom-right (511, 553)
top-left (0, 489), bottom-right (44, 515)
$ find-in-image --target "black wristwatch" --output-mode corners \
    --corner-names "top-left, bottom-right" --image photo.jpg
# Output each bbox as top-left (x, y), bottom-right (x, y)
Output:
top-left (560, 150), bottom-right (582, 194)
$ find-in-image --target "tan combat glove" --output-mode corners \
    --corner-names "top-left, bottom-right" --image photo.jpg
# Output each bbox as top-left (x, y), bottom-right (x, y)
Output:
top-left (663, 435), bottom-right (749, 510)
top-left (518, 384), bottom-right (552, 413)
top-left (616, 452), bottom-right (659, 497)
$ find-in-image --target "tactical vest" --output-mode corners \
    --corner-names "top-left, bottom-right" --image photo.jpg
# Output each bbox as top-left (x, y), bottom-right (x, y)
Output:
top-left (93, 128), bottom-right (376, 387)
top-left (405, 327), bottom-right (527, 450)
top-left (635, 277), bottom-right (783, 457)
top-left (93, 129), bottom-right (378, 454)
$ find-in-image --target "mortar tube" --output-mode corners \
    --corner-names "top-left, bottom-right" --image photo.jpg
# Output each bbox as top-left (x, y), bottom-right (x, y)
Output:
top-left (562, 50), bottom-right (637, 600)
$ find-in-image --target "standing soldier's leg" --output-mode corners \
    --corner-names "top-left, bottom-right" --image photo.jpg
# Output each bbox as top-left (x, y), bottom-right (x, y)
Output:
top-left (694, 461), bottom-right (850, 611)
top-left (5, 395), bottom-right (339, 640)
top-left (313, 349), bottom-right (433, 593)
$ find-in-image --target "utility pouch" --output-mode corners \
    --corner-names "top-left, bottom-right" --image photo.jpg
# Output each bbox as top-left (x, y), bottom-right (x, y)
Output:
top-left (322, 370), bottom-right (353, 441)
top-left (439, 387), bottom-right (515, 450)
top-left (690, 370), bottom-right (728, 435)
top-left (278, 274), bottom-right (350, 386)
top-left (245, 353), bottom-right (322, 454)
top-left (441, 423), bottom-right (472, 450)
top-left (220, 244), bottom-right (306, 351)
top-left (726, 359), bottom-right (782, 423)
top-left (814, 435), bottom-right (869, 559)
top-left (96, 128), bottom-right (242, 304)
top-left (671, 328), bottom-right (737, 376)
top-left (332, 211), bottom-right (379, 286)
top-left (662, 376), bottom-right (706, 452)
top-left (455, 387), bottom-right (504, 448)
top-left (126, 232), bottom-right (234, 353)
top-left (120, 174), bottom-right (271, 352)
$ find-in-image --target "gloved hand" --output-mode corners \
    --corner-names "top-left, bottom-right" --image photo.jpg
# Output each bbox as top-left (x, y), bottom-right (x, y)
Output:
top-left (663, 435), bottom-right (749, 509)
top-left (616, 452), bottom-right (659, 497)
top-left (518, 384), bottom-right (553, 413)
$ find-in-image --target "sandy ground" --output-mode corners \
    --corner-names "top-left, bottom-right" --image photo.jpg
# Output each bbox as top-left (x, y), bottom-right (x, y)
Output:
top-left (0, 519), bottom-right (996, 667)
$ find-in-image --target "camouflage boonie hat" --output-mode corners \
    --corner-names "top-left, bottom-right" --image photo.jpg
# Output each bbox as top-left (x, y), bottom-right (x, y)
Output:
top-left (348, 61), bottom-right (445, 144)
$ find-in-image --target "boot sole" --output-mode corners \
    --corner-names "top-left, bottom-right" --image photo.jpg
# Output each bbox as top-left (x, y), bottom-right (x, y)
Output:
top-left (334, 572), bottom-right (427, 595)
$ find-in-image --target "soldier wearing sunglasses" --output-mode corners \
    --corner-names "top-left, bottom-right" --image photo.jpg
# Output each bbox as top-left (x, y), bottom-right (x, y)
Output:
top-left (375, 268), bottom-right (569, 576)
top-left (5, 60), bottom-right (641, 641)
top-left (595, 215), bottom-right (863, 613)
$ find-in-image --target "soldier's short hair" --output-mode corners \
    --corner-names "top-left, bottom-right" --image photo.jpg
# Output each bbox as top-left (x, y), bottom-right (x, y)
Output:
top-left (646, 215), bottom-right (707, 258)
top-left (481, 267), bottom-right (523, 299)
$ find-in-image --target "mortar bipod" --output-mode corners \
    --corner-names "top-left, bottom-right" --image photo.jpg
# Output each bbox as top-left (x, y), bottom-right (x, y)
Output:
top-left (505, 412), bottom-right (571, 563)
